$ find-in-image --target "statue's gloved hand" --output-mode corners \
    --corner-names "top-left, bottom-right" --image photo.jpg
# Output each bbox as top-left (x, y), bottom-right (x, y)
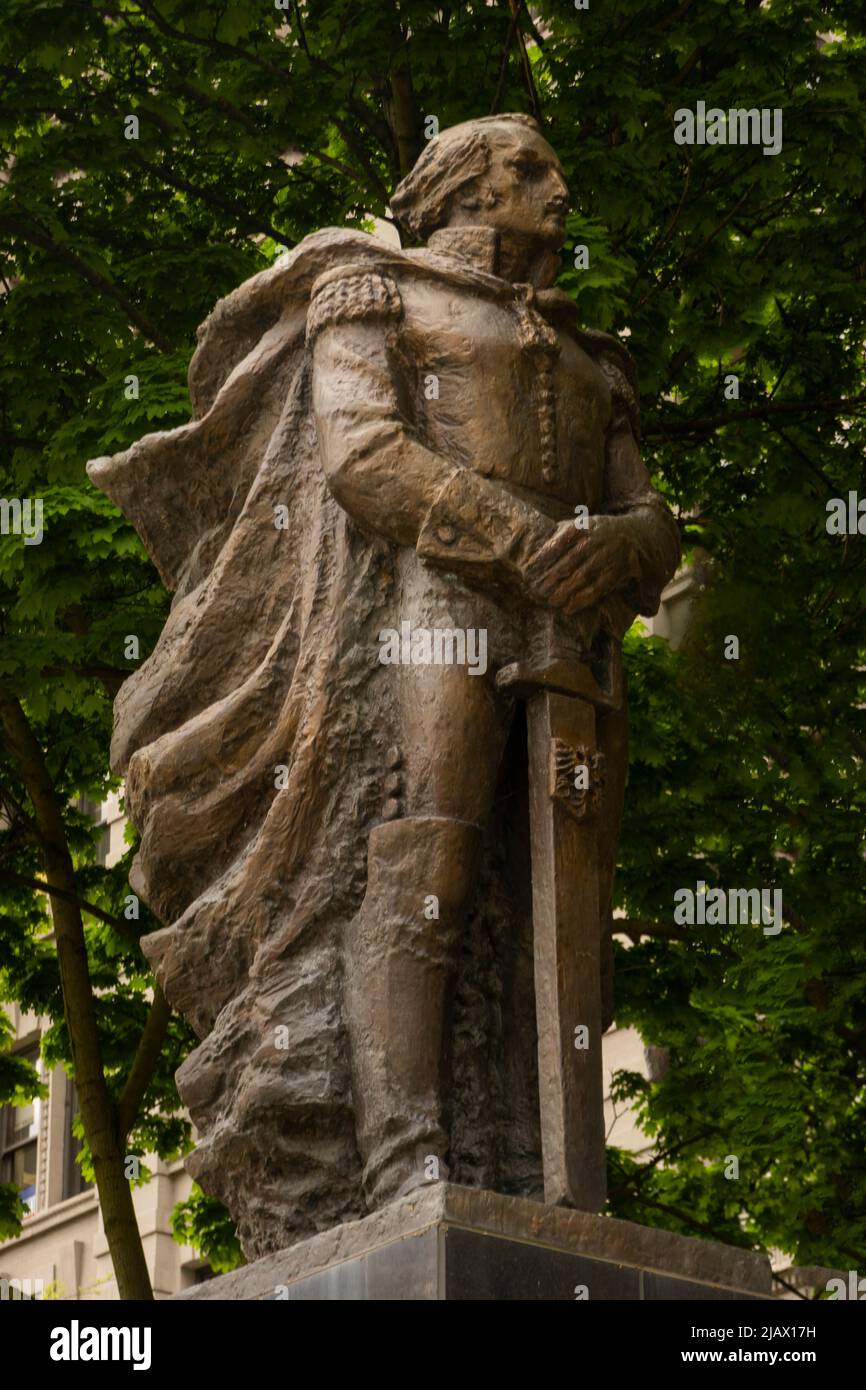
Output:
top-left (520, 514), bottom-right (640, 615)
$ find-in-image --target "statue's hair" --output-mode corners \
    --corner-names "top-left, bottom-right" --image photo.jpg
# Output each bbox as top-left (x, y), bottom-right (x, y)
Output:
top-left (390, 113), bottom-right (542, 240)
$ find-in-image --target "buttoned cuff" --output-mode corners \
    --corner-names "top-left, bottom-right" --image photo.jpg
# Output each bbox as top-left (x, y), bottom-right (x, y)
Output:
top-left (416, 468), bottom-right (554, 580)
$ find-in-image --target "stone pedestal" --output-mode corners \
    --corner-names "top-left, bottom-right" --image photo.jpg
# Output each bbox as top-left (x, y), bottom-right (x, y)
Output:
top-left (175, 1184), bottom-right (772, 1301)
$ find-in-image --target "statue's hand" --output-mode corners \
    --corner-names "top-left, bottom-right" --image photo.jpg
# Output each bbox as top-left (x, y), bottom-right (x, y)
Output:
top-left (521, 514), bottom-right (639, 615)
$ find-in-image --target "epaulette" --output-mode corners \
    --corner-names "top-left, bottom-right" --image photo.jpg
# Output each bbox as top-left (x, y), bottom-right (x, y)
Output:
top-left (578, 328), bottom-right (641, 441)
top-left (306, 263), bottom-right (403, 344)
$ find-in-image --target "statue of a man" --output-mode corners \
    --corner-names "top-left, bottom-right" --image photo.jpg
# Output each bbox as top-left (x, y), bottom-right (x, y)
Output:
top-left (88, 114), bottom-right (679, 1258)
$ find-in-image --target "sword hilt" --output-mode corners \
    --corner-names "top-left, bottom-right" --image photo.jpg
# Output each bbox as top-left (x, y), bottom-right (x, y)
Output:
top-left (495, 609), bottom-right (622, 710)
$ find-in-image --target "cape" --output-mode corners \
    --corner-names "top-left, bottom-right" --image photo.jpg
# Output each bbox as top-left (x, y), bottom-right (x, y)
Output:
top-left (87, 229), bottom-right (636, 1257)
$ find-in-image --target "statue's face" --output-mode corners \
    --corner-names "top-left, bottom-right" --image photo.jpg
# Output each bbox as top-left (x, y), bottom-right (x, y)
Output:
top-left (451, 126), bottom-right (570, 250)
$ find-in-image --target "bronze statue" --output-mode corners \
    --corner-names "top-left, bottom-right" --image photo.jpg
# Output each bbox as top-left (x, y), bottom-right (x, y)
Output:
top-left (88, 114), bottom-right (679, 1258)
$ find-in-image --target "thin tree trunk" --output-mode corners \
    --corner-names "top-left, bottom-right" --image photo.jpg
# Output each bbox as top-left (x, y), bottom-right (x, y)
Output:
top-left (387, 59), bottom-right (420, 176)
top-left (384, 6), bottom-right (420, 178)
top-left (0, 691), bottom-right (154, 1300)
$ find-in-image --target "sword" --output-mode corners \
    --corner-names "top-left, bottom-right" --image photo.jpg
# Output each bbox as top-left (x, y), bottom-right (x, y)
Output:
top-left (496, 608), bottom-right (621, 1210)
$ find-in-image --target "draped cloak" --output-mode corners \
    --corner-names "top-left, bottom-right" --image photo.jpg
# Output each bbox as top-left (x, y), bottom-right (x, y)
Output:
top-left (87, 229), bottom-right (650, 1258)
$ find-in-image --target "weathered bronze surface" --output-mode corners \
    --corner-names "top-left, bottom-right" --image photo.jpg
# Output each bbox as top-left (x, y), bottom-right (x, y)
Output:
top-left (87, 115), bottom-right (680, 1259)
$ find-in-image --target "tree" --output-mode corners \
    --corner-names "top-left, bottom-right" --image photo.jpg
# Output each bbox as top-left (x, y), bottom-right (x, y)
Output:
top-left (1, 0), bottom-right (863, 1294)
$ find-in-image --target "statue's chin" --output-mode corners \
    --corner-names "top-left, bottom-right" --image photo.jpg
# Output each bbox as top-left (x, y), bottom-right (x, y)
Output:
top-left (541, 221), bottom-right (567, 250)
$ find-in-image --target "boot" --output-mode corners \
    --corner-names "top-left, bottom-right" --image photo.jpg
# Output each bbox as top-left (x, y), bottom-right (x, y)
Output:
top-left (345, 815), bottom-right (481, 1208)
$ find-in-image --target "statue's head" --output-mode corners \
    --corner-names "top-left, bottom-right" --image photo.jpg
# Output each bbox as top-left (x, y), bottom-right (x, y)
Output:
top-left (390, 114), bottom-right (570, 252)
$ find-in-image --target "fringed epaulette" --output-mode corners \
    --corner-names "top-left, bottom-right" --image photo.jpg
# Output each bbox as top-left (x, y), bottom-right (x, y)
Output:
top-left (306, 264), bottom-right (403, 344)
top-left (578, 328), bottom-right (641, 441)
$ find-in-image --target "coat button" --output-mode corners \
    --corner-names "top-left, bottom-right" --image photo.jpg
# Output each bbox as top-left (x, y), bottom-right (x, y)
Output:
top-left (435, 524), bottom-right (457, 545)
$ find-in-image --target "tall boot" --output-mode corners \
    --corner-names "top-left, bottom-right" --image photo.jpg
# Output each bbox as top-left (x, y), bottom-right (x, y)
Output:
top-left (345, 815), bottom-right (481, 1208)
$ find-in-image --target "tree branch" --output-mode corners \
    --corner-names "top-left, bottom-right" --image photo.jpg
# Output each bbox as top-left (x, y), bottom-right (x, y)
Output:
top-left (0, 867), bottom-right (141, 947)
top-left (116, 985), bottom-right (172, 1141)
top-left (491, 3), bottom-right (521, 115)
top-left (624, 1188), bottom-right (747, 1246)
top-left (644, 395), bottom-right (866, 441)
top-left (0, 214), bottom-right (172, 351)
top-left (126, 154), bottom-right (287, 245)
top-left (637, 186), bottom-right (752, 309)
top-left (40, 663), bottom-right (129, 699)
top-left (508, 0), bottom-right (542, 123)
top-left (771, 1270), bottom-right (810, 1300)
top-left (132, 0), bottom-right (289, 81)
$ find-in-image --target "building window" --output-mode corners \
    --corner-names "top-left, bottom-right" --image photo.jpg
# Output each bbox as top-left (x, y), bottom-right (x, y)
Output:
top-left (0, 1045), bottom-right (40, 1215)
top-left (62, 1078), bottom-right (91, 1200)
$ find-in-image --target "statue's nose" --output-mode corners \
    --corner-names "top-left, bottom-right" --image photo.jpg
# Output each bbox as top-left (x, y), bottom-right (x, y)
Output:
top-left (548, 172), bottom-right (569, 204)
